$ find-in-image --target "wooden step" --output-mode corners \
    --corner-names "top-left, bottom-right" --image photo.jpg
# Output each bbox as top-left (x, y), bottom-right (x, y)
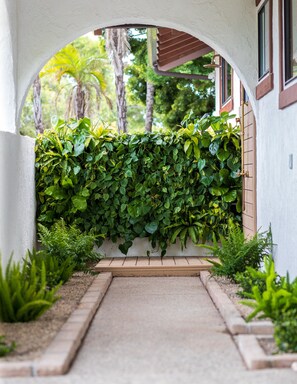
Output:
top-left (94, 257), bottom-right (214, 277)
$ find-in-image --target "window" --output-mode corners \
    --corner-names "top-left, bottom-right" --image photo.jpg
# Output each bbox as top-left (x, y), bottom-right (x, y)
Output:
top-left (258, 1), bottom-right (270, 78)
top-left (284, 0), bottom-right (297, 82)
top-left (256, 0), bottom-right (273, 99)
top-left (279, 0), bottom-right (297, 108)
top-left (221, 59), bottom-right (232, 105)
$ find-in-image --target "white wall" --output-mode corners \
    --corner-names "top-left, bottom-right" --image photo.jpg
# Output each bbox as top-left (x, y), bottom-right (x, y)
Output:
top-left (0, 0), bottom-right (17, 133)
top-left (16, 0), bottom-right (258, 122)
top-left (1, 0), bottom-right (296, 277)
top-left (0, 133), bottom-right (36, 266)
top-left (256, 0), bottom-right (297, 277)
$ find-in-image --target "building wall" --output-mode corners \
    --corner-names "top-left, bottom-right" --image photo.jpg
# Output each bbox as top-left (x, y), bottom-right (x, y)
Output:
top-left (0, 0), bottom-right (17, 133)
top-left (16, 0), bottom-right (258, 122)
top-left (1, 0), bottom-right (297, 276)
top-left (0, 133), bottom-right (36, 266)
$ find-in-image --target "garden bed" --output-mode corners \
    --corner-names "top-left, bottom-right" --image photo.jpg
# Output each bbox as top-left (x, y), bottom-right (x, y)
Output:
top-left (0, 272), bottom-right (95, 362)
top-left (200, 271), bottom-right (274, 335)
top-left (0, 272), bottom-right (112, 377)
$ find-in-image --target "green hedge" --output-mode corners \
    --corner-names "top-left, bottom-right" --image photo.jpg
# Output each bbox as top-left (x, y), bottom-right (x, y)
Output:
top-left (35, 113), bottom-right (242, 255)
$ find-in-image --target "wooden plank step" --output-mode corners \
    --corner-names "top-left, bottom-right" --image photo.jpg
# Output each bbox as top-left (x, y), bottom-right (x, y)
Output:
top-left (94, 257), bottom-right (215, 277)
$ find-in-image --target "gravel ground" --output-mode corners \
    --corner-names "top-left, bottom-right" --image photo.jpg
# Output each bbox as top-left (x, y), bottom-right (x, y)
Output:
top-left (213, 275), bottom-right (254, 319)
top-left (0, 272), bottom-right (95, 362)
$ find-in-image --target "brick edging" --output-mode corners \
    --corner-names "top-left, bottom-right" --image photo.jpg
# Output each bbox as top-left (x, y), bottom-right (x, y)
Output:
top-left (0, 272), bottom-right (112, 378)
top-left (200, 271), bottom-right (273, 335)
top-left (238, 335), bottom-right (297, 370)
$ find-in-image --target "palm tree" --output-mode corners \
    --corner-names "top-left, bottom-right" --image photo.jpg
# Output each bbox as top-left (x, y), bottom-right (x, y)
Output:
top-left (105, 28), bottom-right (130, 133)
top-left (145, 81), bottom-right (154, 132)
top-left (40, 43), bottom-right (111, 120)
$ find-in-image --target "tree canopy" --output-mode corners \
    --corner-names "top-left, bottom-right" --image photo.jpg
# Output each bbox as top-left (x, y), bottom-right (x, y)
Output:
top-left (126, 29), bottom-right (215, 129)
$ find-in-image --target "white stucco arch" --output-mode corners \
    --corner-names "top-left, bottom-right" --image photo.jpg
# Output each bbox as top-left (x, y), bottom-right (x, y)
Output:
top-left (17, 0), bottom-right (258, 127)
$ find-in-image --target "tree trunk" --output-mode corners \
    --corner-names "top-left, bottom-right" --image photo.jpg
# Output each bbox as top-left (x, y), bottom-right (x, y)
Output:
top-left (106, 28), bottom-right (128, 133)
top-left (32, 75), bottom-right (44, 134)
top-left (75, 82), bottom-right (86, 119)
top-left (115, 71), bottom-right (127, 133)
top-left (145, 81), bottom-right (154, 132)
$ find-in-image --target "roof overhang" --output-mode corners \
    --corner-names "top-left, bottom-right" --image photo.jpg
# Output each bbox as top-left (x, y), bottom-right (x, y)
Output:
top-left (148, 27), bottom-right (213, 71)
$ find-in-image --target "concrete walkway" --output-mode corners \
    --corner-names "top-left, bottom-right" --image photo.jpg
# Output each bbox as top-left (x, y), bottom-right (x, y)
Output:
top-left (2, 277), bottom-right (297, 384)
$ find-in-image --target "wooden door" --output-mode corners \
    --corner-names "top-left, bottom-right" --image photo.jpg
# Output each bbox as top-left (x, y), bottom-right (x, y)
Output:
top-left (240, 98), bottom-right (257, 237)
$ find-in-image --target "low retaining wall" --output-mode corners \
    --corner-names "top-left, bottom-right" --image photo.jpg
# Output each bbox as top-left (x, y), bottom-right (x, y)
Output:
top-left (0, 132), bottom-right (36, 267)
top-left (96, 238), bottom-right (212, 258)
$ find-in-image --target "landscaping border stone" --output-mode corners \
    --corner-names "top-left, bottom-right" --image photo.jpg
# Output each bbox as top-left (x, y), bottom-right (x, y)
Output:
top-left (200, 271), bottom-right (273, 335)
top-left (0, 272), bottom-right (112, 378)
top-left (238, 335), bottom-right (297, 370)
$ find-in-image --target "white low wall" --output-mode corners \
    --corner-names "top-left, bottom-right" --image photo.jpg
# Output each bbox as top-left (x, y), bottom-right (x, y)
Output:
top-left (96, 238), bottom-right (212, 258)
top-left (0, 132), bottom-right (36, 267)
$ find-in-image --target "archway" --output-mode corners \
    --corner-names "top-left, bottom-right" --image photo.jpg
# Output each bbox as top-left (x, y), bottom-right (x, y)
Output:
top-left (1, 0), bottom-right (259, 265)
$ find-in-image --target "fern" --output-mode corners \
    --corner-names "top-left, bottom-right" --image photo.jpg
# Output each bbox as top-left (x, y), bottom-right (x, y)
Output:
top-left (25, 249), bottom-right (75, 288)
top-left (38, 219), bottom-right (102, 271)
top-left (0, 255), bottom-right (60, 323)
top-left (203, 223), bottom-right (272, 280)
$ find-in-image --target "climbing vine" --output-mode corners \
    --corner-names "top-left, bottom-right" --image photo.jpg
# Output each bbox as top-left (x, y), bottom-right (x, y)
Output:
top-left (35, 113), bottom-right (241, 255)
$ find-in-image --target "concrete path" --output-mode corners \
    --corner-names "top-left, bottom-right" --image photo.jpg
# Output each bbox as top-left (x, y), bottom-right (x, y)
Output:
top-left (1, 277), bottom-right (297, 384)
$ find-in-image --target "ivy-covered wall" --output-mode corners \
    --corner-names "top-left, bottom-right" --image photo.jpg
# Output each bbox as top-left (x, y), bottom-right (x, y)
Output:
top-left (35, 114), bottom-right (241, 255)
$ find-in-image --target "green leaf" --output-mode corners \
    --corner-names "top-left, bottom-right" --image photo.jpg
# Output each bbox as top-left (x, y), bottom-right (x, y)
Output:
top-left (74, 143), bottom-right (85, 157)
top-left (145, 222), bottom-right (159, 234)
top-left (45, 186), bottom-right (67, 200)
top-left (184, 140), bottom-right (192, 154)
top-left (193, 146), bottom-right (201, 160)
top-left (217, 149), bottom-right (230, 162)
top-left (222, 190), bottom-right (237, 202)
top-left (198, 159), bottom-right (206, 171)
top-left (119, 241), bottom-right (133, 255)
top-left (71, 196), bottom-right (87, 211)
top-left (209, 140), bottom-right (220, 155)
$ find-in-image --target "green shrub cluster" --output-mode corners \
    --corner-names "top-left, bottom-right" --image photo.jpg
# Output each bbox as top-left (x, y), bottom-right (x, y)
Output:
top-left (235, 267), bottom-right (268, 298)
top-left (25, 249), bottom-right (75, 288)
top-left (204, 223), bottom-right (272, 280)
top-left (0, 256), bottom-right (60, 323)
top-left (238, 255), bottom-right (297, 353)
top-left (274, 309), bottom-right (297, 353)
top-left (35, 113), bottom-right (242, 255)
top-left (38, 219), bottom-right (101, 270)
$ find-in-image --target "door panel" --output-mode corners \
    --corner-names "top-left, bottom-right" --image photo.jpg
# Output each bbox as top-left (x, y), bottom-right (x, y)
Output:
top-left (240, 101), bottom-right (257, 237)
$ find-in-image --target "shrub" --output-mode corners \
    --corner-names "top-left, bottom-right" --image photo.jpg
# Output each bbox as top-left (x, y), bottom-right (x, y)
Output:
top-left (25, 249), bottom-right (75, 288)
top-left (38, 219), bottom-right (101, 271)
top-left (235, 267), bottom-right (269, 298)
top-left (241, 256), bottom-right (297, 322)
top-left (0, 256), bottom-right (60, 323)
top-left (203, 223), bottom-right (272, 280)
top-left (0, 335), bottom-right (16, 357)
top-left (274, 309), bottom-right (297, 353)
top-left (35, 114), bottom-right (242, 255)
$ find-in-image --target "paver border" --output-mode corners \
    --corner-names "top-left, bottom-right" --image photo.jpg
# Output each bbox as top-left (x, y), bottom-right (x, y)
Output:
top-left (238, 334), bottom-right (297, 370)
top-left (200, 271), bottom-right (273, 335)
top-left (0, 272), bottom-right (112, 378)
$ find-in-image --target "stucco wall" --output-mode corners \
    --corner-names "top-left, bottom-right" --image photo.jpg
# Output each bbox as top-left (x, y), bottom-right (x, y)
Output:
top-left (0, 0), bottom-right (17, 133)
top-left (1, 0), bottom-right (296, 277)
top-left (16, 0), bottom-right (258, 122)
top-left (0, 133), bottom-right (36, 266)
top-left (256, 0), bottom-right (297, 276)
